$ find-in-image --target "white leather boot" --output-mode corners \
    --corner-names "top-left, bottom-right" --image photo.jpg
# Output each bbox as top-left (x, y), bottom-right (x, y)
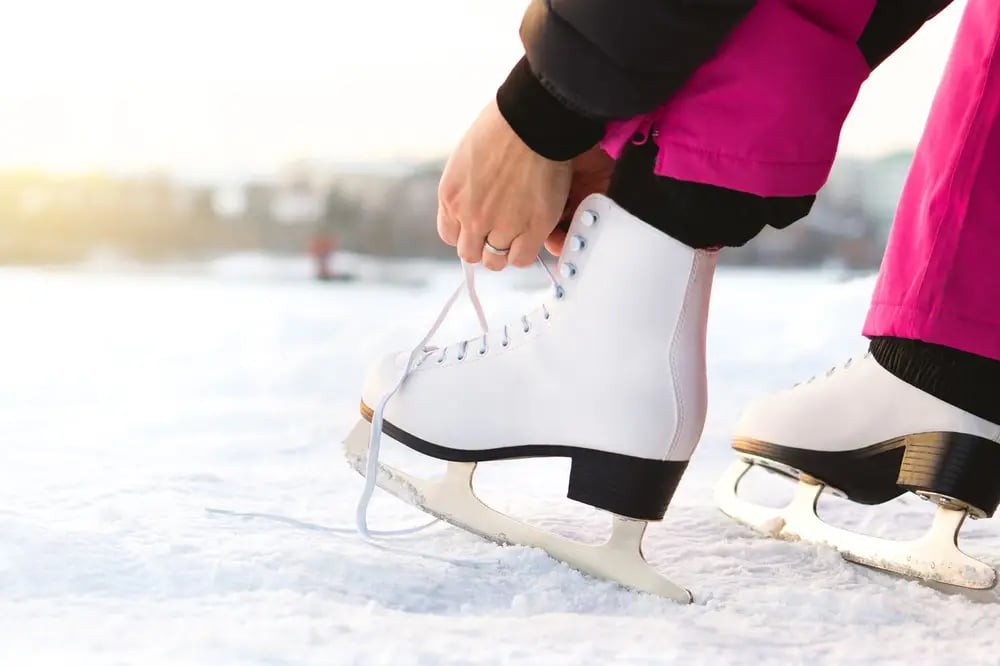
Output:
top-left (343, 193), bottom-right (717, 601)
top-left (717, 350), bottom-right (1000, 591)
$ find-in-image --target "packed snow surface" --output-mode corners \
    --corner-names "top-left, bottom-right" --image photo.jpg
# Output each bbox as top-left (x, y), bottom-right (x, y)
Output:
top-left (2, 259), bottom-right (998, 665)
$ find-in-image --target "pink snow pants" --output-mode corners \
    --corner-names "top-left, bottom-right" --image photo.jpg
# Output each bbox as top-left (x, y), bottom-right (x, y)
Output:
top-left (863, 1), bottom-right (1000, 361)
top-left (601, 0), bottom-right (1000, 361)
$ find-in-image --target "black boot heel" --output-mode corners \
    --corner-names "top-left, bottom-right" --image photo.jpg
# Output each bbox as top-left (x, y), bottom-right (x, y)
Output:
top-left (567, 450), bottom-right (688, 521)
top-left (898, 432), bottom-right (1000, 518)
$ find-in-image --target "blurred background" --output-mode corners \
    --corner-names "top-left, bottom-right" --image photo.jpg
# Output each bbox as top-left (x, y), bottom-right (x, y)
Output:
top-left (2, 4), bottom-right (994, 659)
top-left (0, 0), bottom-right (967, 277)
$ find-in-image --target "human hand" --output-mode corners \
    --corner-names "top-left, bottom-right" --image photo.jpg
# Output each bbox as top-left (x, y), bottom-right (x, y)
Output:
top-left (544, 146), bottom-right (614, 256)
top-left (436, 99), bottom-right (573, 270)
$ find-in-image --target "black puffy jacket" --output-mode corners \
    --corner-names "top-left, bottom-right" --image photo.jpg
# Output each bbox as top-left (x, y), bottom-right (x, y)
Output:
top-left (496, 0), bottom-right (954, 160)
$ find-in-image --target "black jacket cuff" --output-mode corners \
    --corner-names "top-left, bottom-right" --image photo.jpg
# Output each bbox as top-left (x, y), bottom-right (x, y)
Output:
top-left (496, 56), bottom-right (606, 162)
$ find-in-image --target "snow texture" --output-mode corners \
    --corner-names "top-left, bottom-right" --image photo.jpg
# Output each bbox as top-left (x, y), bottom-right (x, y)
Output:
top-left (1, 259), bottom-right (998, 665)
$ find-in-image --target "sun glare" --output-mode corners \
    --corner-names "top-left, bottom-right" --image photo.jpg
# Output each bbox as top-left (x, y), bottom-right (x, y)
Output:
top-left (0, 0), bottom-right (966, 176)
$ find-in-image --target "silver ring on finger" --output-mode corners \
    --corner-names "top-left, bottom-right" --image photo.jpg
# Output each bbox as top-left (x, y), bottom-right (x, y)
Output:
top-left (484, 240), bottom-right (510, 256)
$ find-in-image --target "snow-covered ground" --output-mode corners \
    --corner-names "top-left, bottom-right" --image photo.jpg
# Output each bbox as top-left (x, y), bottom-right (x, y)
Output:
top-left (1, 258), bottom-right (997, 665)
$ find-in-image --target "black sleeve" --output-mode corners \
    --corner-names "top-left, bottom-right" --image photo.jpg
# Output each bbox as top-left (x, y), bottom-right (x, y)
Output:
top-left (496, 0), bottom-right (758, 161)
top-left (857, 0), bottom-right (954, 69)
top-left (497, 0), bottom-right (954, 162)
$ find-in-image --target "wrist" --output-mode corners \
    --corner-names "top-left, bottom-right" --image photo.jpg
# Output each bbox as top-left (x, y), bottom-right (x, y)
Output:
top-left (496, 56), bottom-right (606, 162)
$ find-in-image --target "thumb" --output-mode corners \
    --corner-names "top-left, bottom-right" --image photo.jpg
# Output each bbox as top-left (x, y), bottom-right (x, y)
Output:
top-left (544, 224), bottom-right (568, 257)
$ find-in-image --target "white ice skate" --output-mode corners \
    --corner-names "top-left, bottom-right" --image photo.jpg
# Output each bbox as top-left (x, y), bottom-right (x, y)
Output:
top-left (716, 351), bottom-right (1000, 590)
top-left (343, 193), bottom-right (717, 601)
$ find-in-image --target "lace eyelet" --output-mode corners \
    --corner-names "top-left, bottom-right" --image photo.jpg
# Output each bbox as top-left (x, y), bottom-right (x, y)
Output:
top-left (554, 285), bottom-right (565, 300)
top-left (569, 235), bottom-right (586, 252)
top-left (501, 340), bottom-right (509, 347)
top-left (478, 346), bottom-right (487, 356)
top-left (560, 263), bottom-right (577, 279)
top-left (522, 325), bottom-right (530, 334)
top-left (456, 354), bottom-right (465, 361)
top-left (543, 312), bottom-right (550, 320)
top-left (581, 210), bottom-right (598, 226)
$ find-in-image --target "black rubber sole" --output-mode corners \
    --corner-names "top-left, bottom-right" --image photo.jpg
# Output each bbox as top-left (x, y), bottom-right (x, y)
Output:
top-left (361, 402), bottom-right (687, 521)
top-left (897, 432), bottom-right (1000, 518)
top-left (734, 431), bottom-right (1000, 517)
top-left (733, 437), bottom-right (906, 505)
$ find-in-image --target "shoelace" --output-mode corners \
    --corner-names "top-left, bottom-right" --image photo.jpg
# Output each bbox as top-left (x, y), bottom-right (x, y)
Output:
top-left (352, 256), bottom-right (564, 565)
top-left (796, 350), bottom-right (871, 386)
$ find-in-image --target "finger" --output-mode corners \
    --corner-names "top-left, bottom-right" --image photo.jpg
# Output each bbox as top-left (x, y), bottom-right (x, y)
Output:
top-left (457, 226), bottom-right (487, 264)
top-left (481, 248), bottom-right (508, 272)
top-left (507, 229), bottom-right (547, 268)
top-left (561, 199), bottom-right (578, 223)
top-left (437, 203), bottom-right (460, 246)
top-left (482, 233), bottom-right (515, 272)
top-left (544, 227), bottom-right (567, 257)
top-left (545, 219), bottom-right (569, 256)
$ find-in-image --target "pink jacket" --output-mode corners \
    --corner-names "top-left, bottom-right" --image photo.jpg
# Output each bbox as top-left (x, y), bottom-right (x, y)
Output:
top-left (601, 0), bottom-right (877, 198)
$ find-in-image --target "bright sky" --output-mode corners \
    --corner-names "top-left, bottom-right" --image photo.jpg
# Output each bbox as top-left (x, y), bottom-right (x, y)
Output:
top-left (0, 0), bottom-right (966, 179)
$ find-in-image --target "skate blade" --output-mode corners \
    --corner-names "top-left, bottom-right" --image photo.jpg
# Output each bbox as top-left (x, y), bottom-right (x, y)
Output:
top-left (850, 559), bottom-right (999, 603)
top-left (716, 459), bottom-right (998, 591)
top-left (343, 420), bottom-right (692, 603)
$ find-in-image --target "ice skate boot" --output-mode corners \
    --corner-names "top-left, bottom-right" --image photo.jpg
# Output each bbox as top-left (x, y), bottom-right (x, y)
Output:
top-left (343, 193), bottom-right (717, 601)
top-left (716, 350), bottom-right (1000, 589)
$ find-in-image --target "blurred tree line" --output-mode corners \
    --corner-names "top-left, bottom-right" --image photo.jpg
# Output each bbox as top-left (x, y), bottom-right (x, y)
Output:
top-left (0, 171), bottom-right (255, 263)
top-left (0, 151), bottom-right (913, 268)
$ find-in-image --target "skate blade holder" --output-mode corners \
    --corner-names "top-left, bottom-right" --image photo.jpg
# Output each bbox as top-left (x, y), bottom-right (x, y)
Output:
top-left (717, 458), bottom-right (998, 591)
top-left (915, 490), bottom-right (988, 520)
top-left (343, 420), bottom-right (694, 603)
top-left (738, 454), bottom-right (850, 499)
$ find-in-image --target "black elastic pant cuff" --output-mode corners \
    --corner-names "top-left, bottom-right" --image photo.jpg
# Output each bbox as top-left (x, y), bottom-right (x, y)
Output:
top-left (496, 56), bottom-right (607, 161)
top-left (869, 337), bottom-right (1000, 425)
top-left (606, 139), bottom-right (816, 249)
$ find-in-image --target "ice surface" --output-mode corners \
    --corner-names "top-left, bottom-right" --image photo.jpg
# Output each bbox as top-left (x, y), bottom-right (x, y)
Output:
top-left (1, 260), bottom-right (997, 665)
